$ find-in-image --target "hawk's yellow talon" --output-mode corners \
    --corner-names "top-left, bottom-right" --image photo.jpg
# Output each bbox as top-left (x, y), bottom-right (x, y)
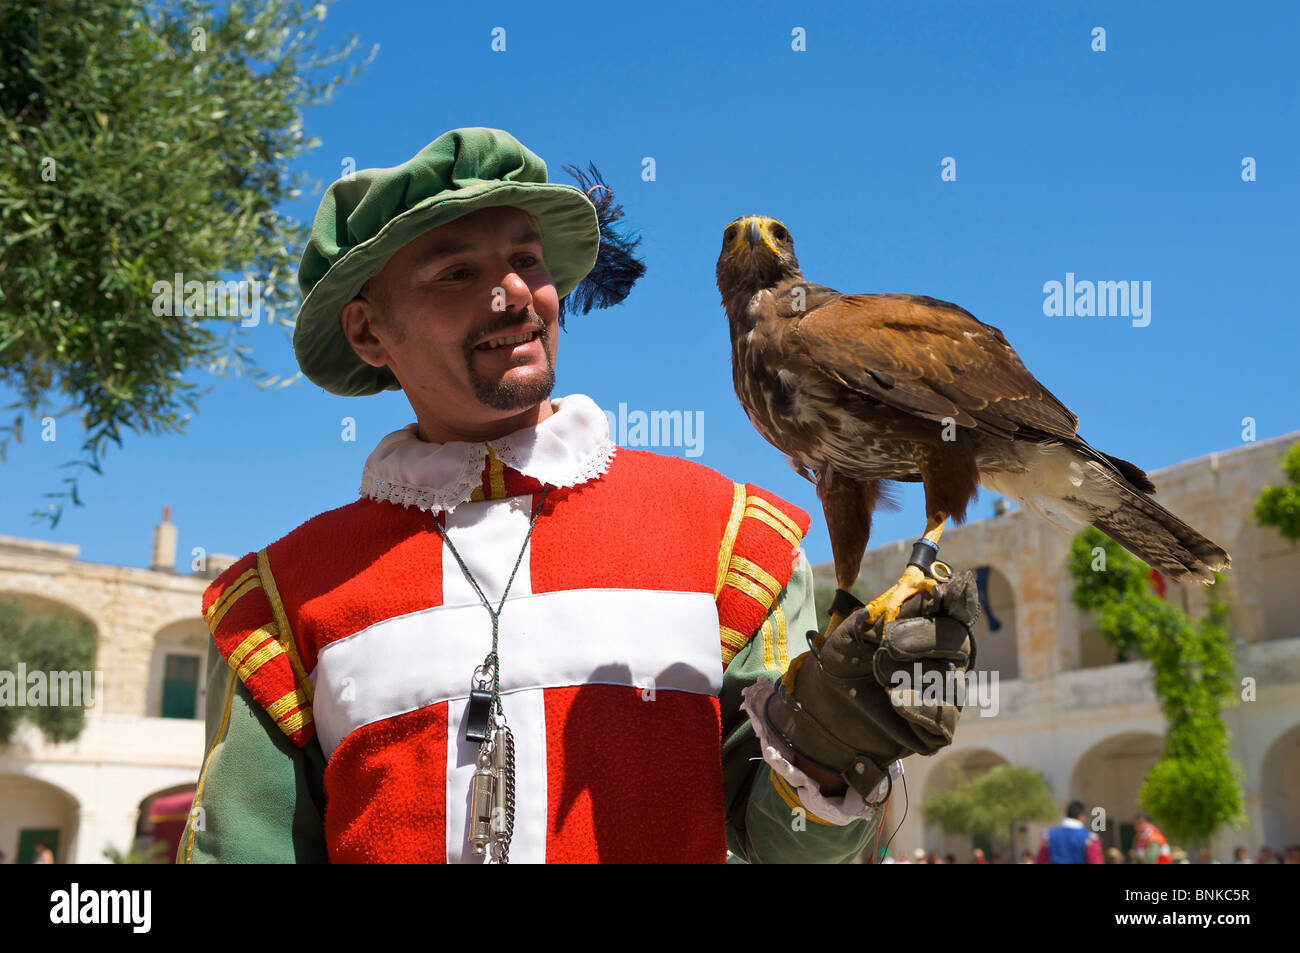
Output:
top-left (862, 569), bottom-right (939, 628)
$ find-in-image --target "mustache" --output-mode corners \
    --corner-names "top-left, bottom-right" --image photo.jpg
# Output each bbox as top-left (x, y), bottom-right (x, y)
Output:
top-left (462, 309), bottom-right (548, 351)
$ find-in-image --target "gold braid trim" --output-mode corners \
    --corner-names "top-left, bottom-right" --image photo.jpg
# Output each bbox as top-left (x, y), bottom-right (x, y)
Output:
top-left (773, 603), bottom-right (790, 669)
top-left (719, 625), bottom-right (750, 651)
top-left (227, 625), bottom-right (277, 672)
top-left (276, 707), bottom-right (313, 735)
top-left (719, 625), bottom-right (749, 668)
top-left (235, 640), bottom-right (283, 683)
top-left (746, 495), bottom-right (802, 536)
top-left (730, 555), bottom-right (783, 599)
top-left (204, 574), bottom-right (261, 630)
top-left (183, 666), bottom-right (236, 863)
top-left (714, 483), bottom-right (747, 598)
top-left (487, 445), bottom-right (507, 499)
top-left (256, 549), bottom-right (314, 706)
top-left (724, 570), bottom-right (776, 611)
top-left (769, 770), bottom-right (833, 826)
top-left (204, 567), bottom-right (258, 622)
top-left (744, 506), bottom-right (800, 548)
top-left (759, 617), bottom-right (776, 669)
top-left (266, 688), bottom-right (310, 724)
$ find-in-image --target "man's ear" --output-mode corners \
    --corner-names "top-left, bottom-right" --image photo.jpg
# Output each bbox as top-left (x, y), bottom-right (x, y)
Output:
top-left (340, 295), bottom-right (391, 369)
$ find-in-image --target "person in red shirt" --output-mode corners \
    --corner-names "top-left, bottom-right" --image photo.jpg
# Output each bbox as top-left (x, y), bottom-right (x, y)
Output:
top-left (1133, 812), bottom-right (1172, 864)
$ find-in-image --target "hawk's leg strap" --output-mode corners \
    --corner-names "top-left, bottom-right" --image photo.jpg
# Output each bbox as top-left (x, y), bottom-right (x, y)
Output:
top-left (829, 588), bottom-right (864, 620)
top-left (907, 538), bottom-right (952, 581)
top-left (907, 538), bottom-right (938, 573)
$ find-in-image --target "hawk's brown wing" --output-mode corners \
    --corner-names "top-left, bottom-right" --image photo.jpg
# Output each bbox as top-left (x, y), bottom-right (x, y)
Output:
top-left (791, 292), bottom-right (1080, 442)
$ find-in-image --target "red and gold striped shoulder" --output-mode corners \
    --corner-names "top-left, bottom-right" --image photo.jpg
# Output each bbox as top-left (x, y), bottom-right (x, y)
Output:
top-left (201, 549), bottom-right (316, 747)
top-left (715, 484), bottom-right (810, 669)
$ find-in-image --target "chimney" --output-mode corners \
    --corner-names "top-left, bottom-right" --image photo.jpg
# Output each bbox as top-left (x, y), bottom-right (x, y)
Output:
top-left (993, 498), bottom-right (1008, 517)
top-left (204, 553), bottom-right (237, 578)
top-left (152, 505), bottom-right (178, 573)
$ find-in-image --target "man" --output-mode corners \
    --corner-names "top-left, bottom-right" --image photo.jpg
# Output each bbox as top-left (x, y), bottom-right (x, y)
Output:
top-left (178, 127), bottom-right (977, 864)
top-left (1133, 812), bottom-right (1172, 864)
top-left (1035, 800), bottom-right (1102, 864)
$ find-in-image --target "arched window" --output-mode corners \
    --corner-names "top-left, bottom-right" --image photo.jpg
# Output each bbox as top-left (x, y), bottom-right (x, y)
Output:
top-left (971, 566), bottom-right (1019, 680)
top-left (146, 620), bottom-right (208, 719)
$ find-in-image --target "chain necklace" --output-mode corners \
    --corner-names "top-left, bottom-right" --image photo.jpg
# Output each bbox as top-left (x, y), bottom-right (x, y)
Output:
top-left (432, 485), bottom-right (549, 864)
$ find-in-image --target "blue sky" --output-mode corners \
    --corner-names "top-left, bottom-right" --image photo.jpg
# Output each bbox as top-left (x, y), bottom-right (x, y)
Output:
top-left (2, 0), bottom-right (1296, 575)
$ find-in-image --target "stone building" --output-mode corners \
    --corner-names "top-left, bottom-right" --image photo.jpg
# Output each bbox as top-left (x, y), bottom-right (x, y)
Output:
top-left (812, 431), bottom-right (1300, 861)
top-left (0, 510), bottom-right (231, 864)
top-left (2, 433), bottom-right (1296, 863)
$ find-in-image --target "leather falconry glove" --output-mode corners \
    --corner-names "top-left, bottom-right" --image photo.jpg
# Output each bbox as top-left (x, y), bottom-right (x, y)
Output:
top-left (764, 570), bottom-right (981, 801)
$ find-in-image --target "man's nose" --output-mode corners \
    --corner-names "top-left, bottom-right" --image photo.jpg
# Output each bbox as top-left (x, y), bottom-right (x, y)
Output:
top-left (497, 269), bottom-right (534, 311)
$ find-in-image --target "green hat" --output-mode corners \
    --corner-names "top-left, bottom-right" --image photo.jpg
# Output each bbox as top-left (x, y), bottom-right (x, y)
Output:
top-left (294, 127), bottom-right (601, 396)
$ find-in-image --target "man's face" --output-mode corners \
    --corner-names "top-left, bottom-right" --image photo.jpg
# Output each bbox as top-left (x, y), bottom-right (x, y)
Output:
top-left (344, 205), bottom-right (560, 438)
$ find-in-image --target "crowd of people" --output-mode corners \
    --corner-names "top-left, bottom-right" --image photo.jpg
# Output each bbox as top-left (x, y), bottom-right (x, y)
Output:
top-left (881, 844), bottom-right (1298, 864)
top-left (881, 801), bottom-right (1300, 863)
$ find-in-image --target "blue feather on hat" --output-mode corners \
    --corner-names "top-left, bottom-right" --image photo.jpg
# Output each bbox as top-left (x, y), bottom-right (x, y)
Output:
top-left (557, 163), bottom-right (646, 326)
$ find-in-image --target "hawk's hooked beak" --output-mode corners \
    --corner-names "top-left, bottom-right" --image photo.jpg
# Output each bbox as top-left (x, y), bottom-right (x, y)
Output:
top-left (728, 216), bottom-right (783, 258)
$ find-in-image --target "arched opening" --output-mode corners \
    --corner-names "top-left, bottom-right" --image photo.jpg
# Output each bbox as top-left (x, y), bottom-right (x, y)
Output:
top-left (132, 783), bottom-right (197, 864)
top-left (0, 591), bottom-right (99, 661)
top-left (1069, 731), bottom-right (1163, 855)
top-left (1239, 521), bottom-right (1300, 644)
top-left (146, 618), bottom-right (209, 719)
top-left (1260, 724), bottom-right (1300, 852)
top-left (0, 592), bottom-right (98, 634)
top-left (0, 773), bottom-right (80, 864)
top-left (920, 748), bottom-right (1011, 861)
top-left (971, 566), bottom-right (1018, 680)
top-left (0, 592), bottom-right (101, 741)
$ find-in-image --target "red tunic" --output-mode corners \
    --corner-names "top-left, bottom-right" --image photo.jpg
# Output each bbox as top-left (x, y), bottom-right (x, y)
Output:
top-left (201, 447), bottom-right (809, 863)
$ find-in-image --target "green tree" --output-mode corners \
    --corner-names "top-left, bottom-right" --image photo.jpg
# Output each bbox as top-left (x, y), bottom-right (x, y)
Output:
top-left (0, 598), bottom-right (98, 745)
top-left (920, 763), bottom-right (1057, 852)
top-left (0, 0), bottom-right (375, 525)
top-left (1066, 527), bottom-right (1244, 845)
top-left (1253, 442), bottom-right (1300, 543)
top-left (103, 840), bottom-right (169, 864)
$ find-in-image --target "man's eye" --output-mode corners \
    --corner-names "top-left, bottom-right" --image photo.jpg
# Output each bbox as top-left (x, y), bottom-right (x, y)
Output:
top-left (440, 268), bottom-right (471, 281)
top-left (514, 255), bottom-right (541, 269)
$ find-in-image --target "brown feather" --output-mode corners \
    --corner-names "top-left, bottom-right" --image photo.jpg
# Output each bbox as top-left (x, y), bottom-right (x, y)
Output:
top-left (714, 215), bottom-right (1230, 586)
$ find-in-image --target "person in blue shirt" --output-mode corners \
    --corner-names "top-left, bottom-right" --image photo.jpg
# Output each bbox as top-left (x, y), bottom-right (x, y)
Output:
top-left (1035, 800), bottom-right (1103, 864)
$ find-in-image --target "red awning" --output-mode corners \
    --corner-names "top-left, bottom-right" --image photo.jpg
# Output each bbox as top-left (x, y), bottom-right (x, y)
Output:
top-left (146, 790), bottom-right (195, 863)
top-left (147, 791), bottom-right (195, 824)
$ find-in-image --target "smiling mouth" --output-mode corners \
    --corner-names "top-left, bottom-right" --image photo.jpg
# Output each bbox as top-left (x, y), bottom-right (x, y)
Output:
top-left (475, 329), bottom-right (540, 351)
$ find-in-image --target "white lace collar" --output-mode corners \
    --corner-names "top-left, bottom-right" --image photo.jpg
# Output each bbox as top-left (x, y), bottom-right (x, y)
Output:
top-left (359, 393), bottom-right (617, 514)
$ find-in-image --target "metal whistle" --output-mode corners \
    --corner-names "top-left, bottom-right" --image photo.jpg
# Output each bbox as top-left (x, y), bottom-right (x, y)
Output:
top-left (470, 745), bottom-right (496, 855)
top-left (491, 726), bottom-right (509, 840)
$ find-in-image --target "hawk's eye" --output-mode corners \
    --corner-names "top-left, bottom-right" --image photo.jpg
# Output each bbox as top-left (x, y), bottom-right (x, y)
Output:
top-left (724, 226), bottom-right (737, 243)
top-left (771, 225), bottom-right (788, 242)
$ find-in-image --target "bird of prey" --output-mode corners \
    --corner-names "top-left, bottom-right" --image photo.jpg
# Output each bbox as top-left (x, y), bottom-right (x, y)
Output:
top-left (715, 215), bottom-right (1230, 634)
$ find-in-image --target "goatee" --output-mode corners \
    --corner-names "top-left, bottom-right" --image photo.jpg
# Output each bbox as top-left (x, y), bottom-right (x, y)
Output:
top-left (463, 312), bottom-right (555, 411)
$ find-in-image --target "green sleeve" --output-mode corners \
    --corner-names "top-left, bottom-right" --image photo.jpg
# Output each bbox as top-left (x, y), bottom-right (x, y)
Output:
top-left (721, 551), bottom-right (883, 864)
top-left (177, 640), bottom-right (329, 864)
top-left (1143, 839), bottom-right (1161, 865)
